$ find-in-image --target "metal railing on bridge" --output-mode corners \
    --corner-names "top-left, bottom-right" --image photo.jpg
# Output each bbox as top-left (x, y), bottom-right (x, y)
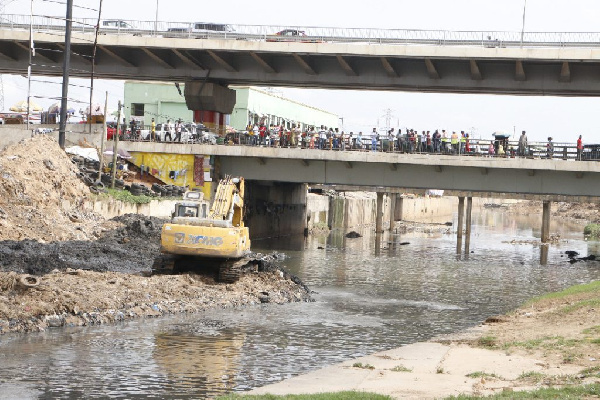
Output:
top-left (3, 14), bottom-right (600, 49)
top-left (110, 128), bottom-right (598, 161)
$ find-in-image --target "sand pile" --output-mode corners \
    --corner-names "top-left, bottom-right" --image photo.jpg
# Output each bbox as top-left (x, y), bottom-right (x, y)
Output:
top-left (0, 135), bottom-right (103, 241)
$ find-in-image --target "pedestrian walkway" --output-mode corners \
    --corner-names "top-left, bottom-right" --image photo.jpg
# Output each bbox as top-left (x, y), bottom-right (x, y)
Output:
top-left (249, 334), bottom-right (583, 399)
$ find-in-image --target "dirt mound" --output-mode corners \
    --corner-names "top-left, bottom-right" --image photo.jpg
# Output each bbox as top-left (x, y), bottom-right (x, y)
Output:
top-left (0, 135), bottom-right (102, 241)
top-left (507, 200), bottom-right (600, 223)
top-left (0, 268), bottom-right (313, 334)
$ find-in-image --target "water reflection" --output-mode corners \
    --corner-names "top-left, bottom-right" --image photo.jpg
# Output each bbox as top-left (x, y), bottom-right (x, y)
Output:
top-left (0, 209), bottom-right (598, 399)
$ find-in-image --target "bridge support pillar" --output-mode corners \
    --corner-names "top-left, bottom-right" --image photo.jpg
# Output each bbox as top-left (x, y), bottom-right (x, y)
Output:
top-left (465, 196), bottom-right (473, 255)
top-left (456, 196), bottom-right (465, 254)
top-left (541, 201), bottom-right (551, 243)
top-left (244, 181), bottom-right (307, 240)
top-left (395, 196), bottom-right (404, 221)
top-left (388, 193), bottom-right (397, 232)
top-left (376, 192), bottom-right (384, 233)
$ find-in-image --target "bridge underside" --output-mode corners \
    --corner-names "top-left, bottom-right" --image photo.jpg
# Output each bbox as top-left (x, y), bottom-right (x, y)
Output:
top-left (2, 30), bottom-right (600, 95)
top-left (219, 157), bottom-right (600, 202)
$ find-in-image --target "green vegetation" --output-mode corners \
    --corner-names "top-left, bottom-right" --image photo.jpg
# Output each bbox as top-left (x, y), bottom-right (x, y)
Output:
top-left (582, 325), bottom-right (600, 335)
top-left (390, 365), bottom-right (412, 372)
top-left (516, 371), bottom-right (545, 383)
top-left (584, 223), bottom-right (600, 238)
top-left (443, 383), bottom-right (600, 399)
top-left (579, 366), bottom-right (600, 378)
top-left (216, 392), bottom-right (392, 400)
top-left (436, 366), bottom-right (445, 374)
top-left (103, 188), bottom-right (152, 204)
top-left (352, 362), bottom-right (375, 370)
top-left (476, 336), bottom-right (497, 348)
top-left (522, 280), bottom-right (600, 307)
top-left (464, 372), bottom-right (503, 380)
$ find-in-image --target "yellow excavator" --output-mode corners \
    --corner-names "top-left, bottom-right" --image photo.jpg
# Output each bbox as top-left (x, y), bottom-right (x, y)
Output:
top-left (153, 176), bottom-right (251, 283)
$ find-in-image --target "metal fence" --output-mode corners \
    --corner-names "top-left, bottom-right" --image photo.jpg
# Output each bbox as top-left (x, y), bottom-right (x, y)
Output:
top-left (4, 14), bottom-right (600, 48)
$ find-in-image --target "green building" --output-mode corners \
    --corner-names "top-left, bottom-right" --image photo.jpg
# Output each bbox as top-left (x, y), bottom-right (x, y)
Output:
top-left (123, 82), bottom-right (338, 131)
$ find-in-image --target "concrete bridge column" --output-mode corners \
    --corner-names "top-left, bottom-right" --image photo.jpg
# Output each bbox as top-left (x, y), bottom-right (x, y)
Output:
top-left (456, 196), bottom-right (465, 254)
top-left (395, 196), bottom-right (404, 221)
top-left (464, 196), bottom-right (473, 255)
top-left (388, 193), bottom-right (397, 232)
top-left (541, 201), bottom-right (551, 243)
top-left (376, 192), bottom-right (384, 233)
top-left (245, 181), bottom-right (307, 240)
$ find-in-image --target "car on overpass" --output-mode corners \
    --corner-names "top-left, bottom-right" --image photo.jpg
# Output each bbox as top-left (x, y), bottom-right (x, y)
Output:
top-left (166, 22), bottom-right (234, 38)
top-left (267, 29), bottom-right (323, 43)
top-left (100, 20), bottom-right (135, 33)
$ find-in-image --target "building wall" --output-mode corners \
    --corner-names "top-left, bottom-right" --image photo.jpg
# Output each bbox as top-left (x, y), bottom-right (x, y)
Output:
top-left (230, 87), bottom-right (339, 131)
top-left (124, 82), bottom-right (338, 131)
top-left (124, 81), bottom-right (193, 125)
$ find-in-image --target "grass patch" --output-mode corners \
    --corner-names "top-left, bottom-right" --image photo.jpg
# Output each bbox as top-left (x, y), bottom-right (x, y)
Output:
top-left (523, 281), bottom-right (600, 307)
top-left (443, 383), bottom-right (600, 399)
top-left (104, 188), bottom-right (152, 204)
top-left (558, 298), bottom-right (600, 315)
top-left (390, 365), bottom-right (412, 372)
top-left (579, 366), bottom-right (600, 378)
top-left (217, 392), bottom-right (392, 400)
top-left (584, 223), bottom-right (600, 238)
top-left (352, 362), bottom-right (375, 370)
top-left (436, 366), bottom-right (444, 374)
top-left (582, 325), bottom-right (600, 335)
top-left (476, 336), bottom-right (497, 348)
top-left (517, 371), bottom-right (545, 383)
top-left (465, 371), bottom-right (503, 380)
top-left (501, 338), bottom-right (545, 351)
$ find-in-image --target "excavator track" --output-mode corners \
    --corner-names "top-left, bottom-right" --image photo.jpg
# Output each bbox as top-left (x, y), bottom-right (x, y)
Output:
top-left (218, 258), bottom-right (251, 284)
top-left (152, 254), bottom-right (178, 275)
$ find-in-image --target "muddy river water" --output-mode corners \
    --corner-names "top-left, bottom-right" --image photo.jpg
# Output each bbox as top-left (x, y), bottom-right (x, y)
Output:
top-left (2, 209), bottom-right (600, 399)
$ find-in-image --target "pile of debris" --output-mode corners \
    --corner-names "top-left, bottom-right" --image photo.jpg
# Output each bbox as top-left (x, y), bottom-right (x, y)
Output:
top-left (0, 136), bottom-right (103, 241)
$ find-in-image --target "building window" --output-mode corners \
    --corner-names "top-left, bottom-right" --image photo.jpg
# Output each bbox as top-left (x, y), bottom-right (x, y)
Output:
top-left (132, 103), bottom-right (144, 117)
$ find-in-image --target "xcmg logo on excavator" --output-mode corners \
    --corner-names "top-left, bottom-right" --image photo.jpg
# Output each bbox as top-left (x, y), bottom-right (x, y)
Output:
top-left (174, 232), bottom-right (224, 246)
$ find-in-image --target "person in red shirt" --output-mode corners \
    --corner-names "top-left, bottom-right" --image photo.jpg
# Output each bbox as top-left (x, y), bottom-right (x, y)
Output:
top-left (259, 124), bottom-right (267, 146)
top-left (577, 135), bottom-right (583, 160)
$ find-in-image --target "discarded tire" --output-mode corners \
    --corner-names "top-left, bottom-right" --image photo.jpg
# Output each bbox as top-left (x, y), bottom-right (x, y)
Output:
top-left (18, 274), bottom-right (40, 289)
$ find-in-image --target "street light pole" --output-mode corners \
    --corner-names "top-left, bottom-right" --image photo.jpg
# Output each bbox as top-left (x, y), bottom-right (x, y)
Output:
top-left (520, 0), bottom-right (527, 47)
top-left (154, 0), bottom-right (158, 35)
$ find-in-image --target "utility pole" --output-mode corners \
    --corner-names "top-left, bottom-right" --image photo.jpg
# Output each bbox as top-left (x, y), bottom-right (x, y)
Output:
top-left (58, 0), bottom-right (73, 149)
top-left (26, 0), bottom-right (32, 130)
top-left (97, 91), bottom-right (108, 184)
top-left (380, 108), bottom-right (396, 132)
top-left (111, 100), bottom-right (122, 189)
top-left (520, 0), bottom-right (527, 47)
top-left (88, 0), bottom-right (103, 133)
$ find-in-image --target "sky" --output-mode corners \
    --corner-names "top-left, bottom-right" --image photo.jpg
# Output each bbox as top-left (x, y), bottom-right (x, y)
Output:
top-left (3, 0), bottom-right (600, 142)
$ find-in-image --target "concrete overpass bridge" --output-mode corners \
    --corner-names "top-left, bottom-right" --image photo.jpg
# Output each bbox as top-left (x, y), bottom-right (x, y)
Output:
top-left (3, 15), bottom-right (600, 96)
top-left (121, 141), bottom-right (600, 200)
top-left (120, 141), bottom-right (600, 249)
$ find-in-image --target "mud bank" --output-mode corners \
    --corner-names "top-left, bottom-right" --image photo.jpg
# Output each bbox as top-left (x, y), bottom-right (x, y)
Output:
top-left (0, 266), bottom-right (312, 335)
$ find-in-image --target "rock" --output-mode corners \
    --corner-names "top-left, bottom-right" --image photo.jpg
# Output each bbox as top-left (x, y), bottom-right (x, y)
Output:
top-left (345, 231), bottom-right (362, 238)
top-left (45, 315), bottom-right (63, 328)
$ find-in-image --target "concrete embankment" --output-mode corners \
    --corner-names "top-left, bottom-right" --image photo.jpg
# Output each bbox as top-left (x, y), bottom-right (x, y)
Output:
top-left (307, 192), bottom-right (505, 230)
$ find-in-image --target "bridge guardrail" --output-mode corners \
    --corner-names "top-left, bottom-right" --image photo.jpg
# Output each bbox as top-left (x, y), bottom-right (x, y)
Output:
top-left (108, 129), bottom-right (597, 161)
top-left (4, 14), bottom-right (600, 48)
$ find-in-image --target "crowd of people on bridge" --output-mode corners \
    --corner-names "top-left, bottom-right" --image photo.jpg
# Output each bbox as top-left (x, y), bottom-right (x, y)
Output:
top-left (121, 117), bottom-right (588, 160)
top-left (237, 123), bottom-right (541, 157)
